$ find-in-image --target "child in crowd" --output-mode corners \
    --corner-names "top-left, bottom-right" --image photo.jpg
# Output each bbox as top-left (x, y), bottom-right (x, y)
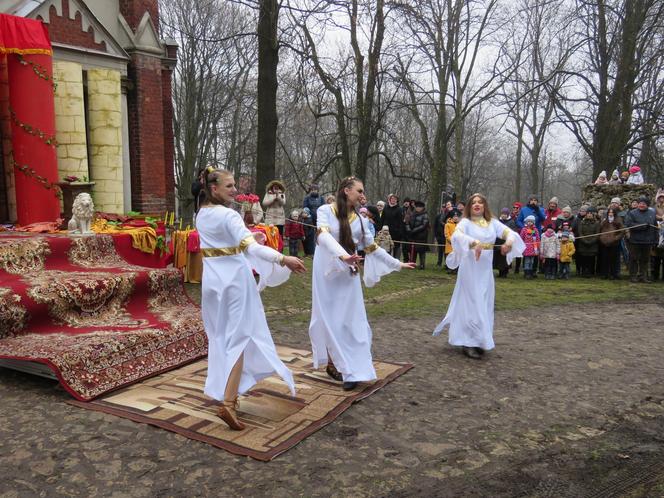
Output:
top-left (540, 226), bottom-right (560, 280)
top-left (559, 232), bottom-right (575, 279)
top-left (520, 215), bottom-right (540, 279)
top-left (359, 207), bottom-right (375, 237)
top-left (627, 165), bottom-right (644, 184)
top-left (375, 225), bottom-right (394, 253)
top-left (444, 209), bottom-right (461, 274)
top-left (284, 210), bottom-right (305, 257)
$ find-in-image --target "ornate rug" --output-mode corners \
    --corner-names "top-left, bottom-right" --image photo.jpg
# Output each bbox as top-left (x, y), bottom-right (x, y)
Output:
top-left (0, 233), bottom-right (207, 400)
top-left (69, 346), bottom-right (412, 461)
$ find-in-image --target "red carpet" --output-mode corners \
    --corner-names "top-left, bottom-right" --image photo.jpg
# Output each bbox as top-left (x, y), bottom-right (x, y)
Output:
top-left (0, 233), bottom-right (206, 400)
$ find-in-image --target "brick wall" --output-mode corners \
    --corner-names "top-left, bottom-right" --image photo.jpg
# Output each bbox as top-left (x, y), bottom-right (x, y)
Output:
top-left (38, 0), bottom-right (107, 52)
top-left (126, 53), bottom-right (167, 214)
top-left (119, 0), bottom-right (159, 33)
top-left (161, 61), bottom-right (175, 212)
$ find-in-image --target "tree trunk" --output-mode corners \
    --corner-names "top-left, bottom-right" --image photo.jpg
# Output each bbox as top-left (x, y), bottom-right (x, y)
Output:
top-left (255, 0), bottom-right (279, 196)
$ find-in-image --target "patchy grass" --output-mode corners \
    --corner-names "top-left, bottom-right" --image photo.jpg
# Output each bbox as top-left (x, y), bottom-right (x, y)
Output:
top-left (186, 252), bottom-right (657, 324)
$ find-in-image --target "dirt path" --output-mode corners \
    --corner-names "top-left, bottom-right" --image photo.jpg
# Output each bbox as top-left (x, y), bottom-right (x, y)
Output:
top-left (1, 299), bottom-right (664, 497)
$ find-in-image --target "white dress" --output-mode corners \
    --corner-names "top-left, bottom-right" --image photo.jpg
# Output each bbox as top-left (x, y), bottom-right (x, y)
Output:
top-left (196, 205), bottom-right (295, 401)
top-left (433, 217), bottom-right (525, 350)
top-left (309, 203), bottom-right (402, 382)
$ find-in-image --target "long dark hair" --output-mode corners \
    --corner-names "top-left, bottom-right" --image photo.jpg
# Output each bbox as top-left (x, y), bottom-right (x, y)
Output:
top-left (335, 176), bottom-right (363, 254)
top-left (463, 193), bottom-right (493, 221)
top-left (203, 167), bottom-right (233, 206)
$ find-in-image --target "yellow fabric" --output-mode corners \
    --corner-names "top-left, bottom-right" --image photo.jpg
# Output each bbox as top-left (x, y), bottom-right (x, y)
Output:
top-left (0, 48), bottom-right (52, 55)
top-left (91, 219), bottom-right (157, 254)
top-left (254, 224), bottom-right (280, 250)
top-left (173, 231), bottom-right (188, 269)
top-left (444, 220), bottom-right (457, 255)
top-left (560, 240), bottom-right (576, 263)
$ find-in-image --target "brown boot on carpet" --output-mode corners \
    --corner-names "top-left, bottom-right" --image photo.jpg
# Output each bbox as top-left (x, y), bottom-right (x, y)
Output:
top-left (218, 399), bottom-right (245, 431)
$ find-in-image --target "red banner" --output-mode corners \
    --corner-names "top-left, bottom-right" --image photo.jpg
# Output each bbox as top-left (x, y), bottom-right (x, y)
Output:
top-left (0, 13), bottom-right (52, 55)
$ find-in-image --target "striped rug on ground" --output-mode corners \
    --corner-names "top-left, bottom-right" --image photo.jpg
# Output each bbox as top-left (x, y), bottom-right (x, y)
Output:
top-left (69, 345), bottom-right (412, 461)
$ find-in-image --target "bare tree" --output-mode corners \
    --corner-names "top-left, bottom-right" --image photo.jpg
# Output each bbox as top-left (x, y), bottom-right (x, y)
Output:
top-left (161, 0), bottom-right (256, 218)
top-left (549, 0), bottom-right (664, 178)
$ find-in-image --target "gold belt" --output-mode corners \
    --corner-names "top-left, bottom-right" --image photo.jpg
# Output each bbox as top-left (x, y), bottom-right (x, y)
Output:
top-left (364, 242), bottom-right (379, 254)
top-left (201, 235), bottom-right (256, 257)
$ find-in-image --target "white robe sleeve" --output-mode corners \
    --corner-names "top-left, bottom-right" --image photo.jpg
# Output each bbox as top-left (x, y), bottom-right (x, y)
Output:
top-left (227, 210), bottom-right (291, 291)
top-left (492, 219), bottom-right (525, 265)
top-left (316, 205), bottom-right (349, 258)
top-left (445, 219), bottom-right (475, 269)
top-left (360, 216), bottom-right (401, 287)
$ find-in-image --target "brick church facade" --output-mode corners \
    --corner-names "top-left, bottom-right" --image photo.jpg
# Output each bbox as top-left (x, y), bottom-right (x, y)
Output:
top-left (1, 0), bottom-right (176, 222)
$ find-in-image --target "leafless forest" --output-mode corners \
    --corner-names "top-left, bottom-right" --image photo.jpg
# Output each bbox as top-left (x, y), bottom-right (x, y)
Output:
top-left (160, 0), bottom-right (664, 216)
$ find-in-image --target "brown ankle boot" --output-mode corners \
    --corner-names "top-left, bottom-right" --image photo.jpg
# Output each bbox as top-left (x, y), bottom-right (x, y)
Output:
top-left (218, 399), bottom-right (245, 431)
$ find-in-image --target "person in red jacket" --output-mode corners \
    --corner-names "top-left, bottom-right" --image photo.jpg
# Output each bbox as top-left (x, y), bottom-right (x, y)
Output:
top-left (285, 210), bottom-right (305, 257)
top-left (543, 197), bottom-right (562, 230)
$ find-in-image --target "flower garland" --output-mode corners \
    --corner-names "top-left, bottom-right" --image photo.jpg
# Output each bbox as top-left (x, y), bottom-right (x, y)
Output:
top-left (10, 53), bottom-right (61, 200)
top-left (16, 53), bottom-right (57, 91)
top-left (10, 155), bottom-right (62, 199)
top-left (10, 109), bottom-right (58, 146)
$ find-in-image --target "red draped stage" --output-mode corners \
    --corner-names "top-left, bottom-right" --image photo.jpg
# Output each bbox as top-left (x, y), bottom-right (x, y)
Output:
top-left (1, 13), bottom-right (60, 225)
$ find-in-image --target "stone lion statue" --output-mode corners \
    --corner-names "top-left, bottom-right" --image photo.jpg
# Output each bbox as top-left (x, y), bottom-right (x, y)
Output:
top-left (67, 192), bottom-right (95, 234)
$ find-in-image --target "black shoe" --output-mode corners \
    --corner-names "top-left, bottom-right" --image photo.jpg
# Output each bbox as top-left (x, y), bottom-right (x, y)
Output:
top-left (473, 347), bottom-right (485, 356)
top-left (342, 381), bottom-right (358, 391)
top-left (462, 347), bottom-right (481, 359)
top-left (326, 364), bottom-right (343, 382)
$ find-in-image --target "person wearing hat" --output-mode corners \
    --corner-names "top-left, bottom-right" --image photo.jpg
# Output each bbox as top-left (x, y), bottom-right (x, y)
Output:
top-left (381, 193), bottom-right (405, 259)
top-left (406, 200), bottom-right (430, 269)
top-left (516, 195), bottom-right (546, 233)
top-left (625, 196), bottom-right (658, 282)
top-left (558, 231), bottom-right (575, 279)
top-left (303, 183), bottom-right (324, 227)
top-left (433, 193), bottom-right (525, 359)
top-left (598, 206), bottom-right (624, 279)
top-left (375, 225), bottom-right (394, 253)
top-left (608, 169), bottom-right (621, 185)
top-left (627, 165), bottom-right (644, 184)
top-left (594, 171), bottom-right (608, 185)
top-left (554, 205), bottom-right (575, 231)
top-left (263, 180), bottom-right (287, 238)
top-left (577, 206), bottom-right (600, 277)
top-left (300, 207), bottom-right (316, 257)
top-left (519, 214), bottom-right (540, 278)
top-left (651, 190), bottom-right (664, 281)
top-left (543, 197), bottom-right (562, 231)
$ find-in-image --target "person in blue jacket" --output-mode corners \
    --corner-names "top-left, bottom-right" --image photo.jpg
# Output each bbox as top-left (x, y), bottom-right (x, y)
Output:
top-left (516, 195), bottom-right (547, 233)
top-left (303, 183), bottom-right (324, 226)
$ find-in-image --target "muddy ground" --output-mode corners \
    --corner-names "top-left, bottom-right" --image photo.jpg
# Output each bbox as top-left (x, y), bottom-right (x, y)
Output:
top-left (1, 297), bottom-right (664, 497)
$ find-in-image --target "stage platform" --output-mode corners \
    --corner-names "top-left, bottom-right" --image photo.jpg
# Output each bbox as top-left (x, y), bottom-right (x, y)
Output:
top-left (0, 232), bottom-right (206, 400)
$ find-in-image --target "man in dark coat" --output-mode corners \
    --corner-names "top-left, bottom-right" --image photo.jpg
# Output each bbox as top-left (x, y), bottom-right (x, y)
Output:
top-left (625, 196), bottom-right (658, 282)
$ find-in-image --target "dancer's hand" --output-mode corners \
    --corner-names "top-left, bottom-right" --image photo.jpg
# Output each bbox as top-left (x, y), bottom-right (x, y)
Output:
top-left (474, 245), bottom-right (482, 261)
top-left (341, 253), bottom-right (363, 265)
top-left (283, 256), bottom-right (306, 273)
top-left (254, 232), bottom-right (267, 245)
top-left (500, 243), bottom-right (512, 256)
top-left (400, 262), bottom-right (417, 269)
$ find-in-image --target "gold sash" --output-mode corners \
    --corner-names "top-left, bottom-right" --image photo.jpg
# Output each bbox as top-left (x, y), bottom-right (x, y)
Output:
top-left (201, 235), bottom-right (256, 258)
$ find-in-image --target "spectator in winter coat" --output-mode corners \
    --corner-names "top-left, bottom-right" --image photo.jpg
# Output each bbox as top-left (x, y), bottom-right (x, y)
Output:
top-left (554, 205), bottom-right (575, 232)
top-left (285, 210), bottom-right (305, 257)
top-left (444, 210), bottom-right (461, 274)
top-left (655, 190), bottom-right (664, 222)
top-left (516, 195), bottom-right (547, 233)
top-left (540, 227), bottom-right (560, 279)
top-left (559, 232), bottom-right (575, 279)
top-left (608, 170), bottom-right (622, 185)
top-left (375, 225), bottom-right (394, 253)
top-left (520, 215), bottom-right (540, 279)
top-left (382, 194), bottom-right (405, 259)
top-left (434, 206), bottom-right (447, 267)
top-left (625, 196), bottom-right (658, 282)
top-left (626, 165), bottom-right (645, 185)
top-left (407, 201), bottom-right (430, 269)
top-left (543, 197), bottom-right (562, 230)
top-left (376, 200), bottom-right (386, 227)
top-left (300, 207), bottom-right (316, 257)
top-left (493, 208), bottom-right (512, 278)
top-left (576, 211), bottom-right (600, 277)
top-left (302, 184), bottom-right (324, 226)
top-left (262, 180), bottom-right (286, 236)
top-left (594, 171), bottom-right (608, 185)
top-left (598, 207), bottom-right (624, 279)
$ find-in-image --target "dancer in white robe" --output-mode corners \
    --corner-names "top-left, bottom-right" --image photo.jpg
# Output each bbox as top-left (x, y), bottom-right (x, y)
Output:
top-left (433, 193), bottom-right (525, 359)
top-left (309, 177), bottom-right (415, 390)
top-left (196, 168), bottom-right (306, 430)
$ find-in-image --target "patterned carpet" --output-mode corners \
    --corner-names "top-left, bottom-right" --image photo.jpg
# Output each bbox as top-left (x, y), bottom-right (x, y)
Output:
top-left (69, 345), bottom-right (412, 461)
top-left (0, 233), bottom-right (207, 400)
